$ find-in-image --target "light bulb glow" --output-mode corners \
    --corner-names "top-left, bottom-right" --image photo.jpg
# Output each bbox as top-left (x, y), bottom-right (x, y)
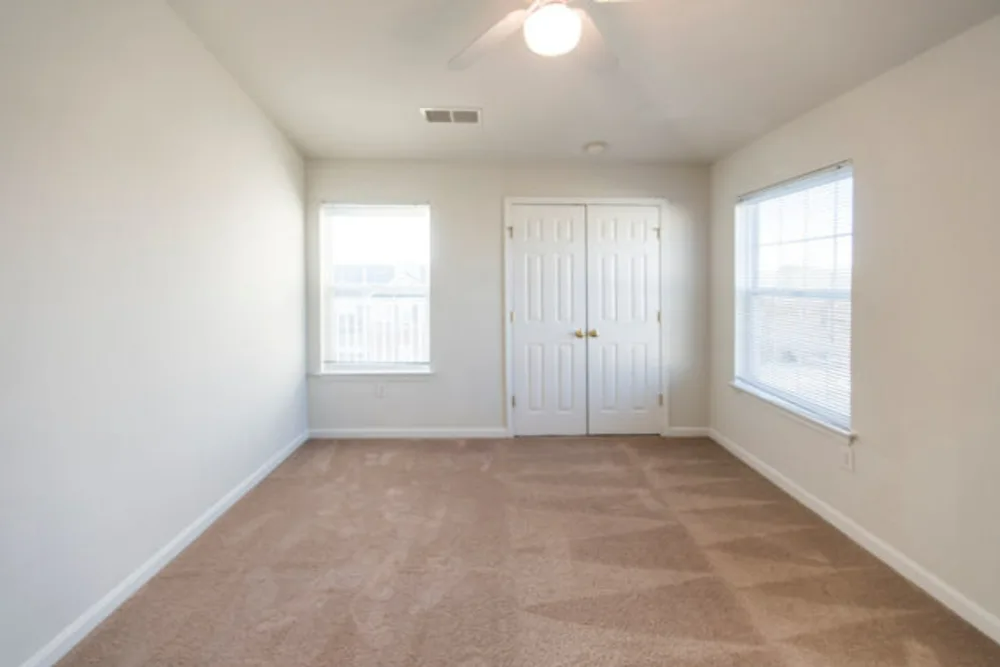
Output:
top-left (523, 4), bottom-right (582, 57)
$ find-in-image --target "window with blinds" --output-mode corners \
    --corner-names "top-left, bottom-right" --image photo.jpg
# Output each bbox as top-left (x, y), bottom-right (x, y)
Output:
top-left (320, 204), bottom-right (431, 371)
top-left (735, 163), bottom-right (853, 431)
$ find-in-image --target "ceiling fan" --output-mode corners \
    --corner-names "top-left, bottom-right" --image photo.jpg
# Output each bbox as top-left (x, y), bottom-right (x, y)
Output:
top-left (448, 0), bottom-right (642, 71)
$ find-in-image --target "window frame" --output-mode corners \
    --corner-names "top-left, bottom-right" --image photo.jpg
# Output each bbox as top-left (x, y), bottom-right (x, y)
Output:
top-left (733, 162), bottom-right (855, 437)
top-left (317, 203), bottom-right (433, 376)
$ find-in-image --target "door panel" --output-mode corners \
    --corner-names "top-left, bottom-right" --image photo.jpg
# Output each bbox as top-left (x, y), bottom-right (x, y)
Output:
top-left (510, 204), bottom-right (588, 435)
top-left (586, 205), bottom-right (662, 434)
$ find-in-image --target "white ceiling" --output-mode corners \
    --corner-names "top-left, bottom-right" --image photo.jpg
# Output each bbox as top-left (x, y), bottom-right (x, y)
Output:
top-left (169, 0), bottom-right (1000, 163)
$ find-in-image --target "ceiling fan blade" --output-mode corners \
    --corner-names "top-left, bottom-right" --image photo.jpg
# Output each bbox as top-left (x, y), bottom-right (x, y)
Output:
top-left (448, 9), bottom-right (529, 70)
top-left (575, 8), bottom-right (619, 73)
top-left (575, 7), bottom-right (661, 119)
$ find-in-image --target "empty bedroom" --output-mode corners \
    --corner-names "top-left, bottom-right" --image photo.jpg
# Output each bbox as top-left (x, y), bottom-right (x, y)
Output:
top-left (2, 0), bottom-right (1000, 665)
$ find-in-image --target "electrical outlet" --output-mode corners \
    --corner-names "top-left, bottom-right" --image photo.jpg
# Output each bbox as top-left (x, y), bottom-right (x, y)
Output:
top-left (375, 384), bottom-right (386, 399)
top-left (840, 444), bottom-right (855, 472)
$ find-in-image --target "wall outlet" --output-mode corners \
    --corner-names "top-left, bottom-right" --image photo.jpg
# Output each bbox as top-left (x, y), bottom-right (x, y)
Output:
top-left (840, 444), bottom-right (855, 472)
top-left (375, 384), bottom-right (386, 399)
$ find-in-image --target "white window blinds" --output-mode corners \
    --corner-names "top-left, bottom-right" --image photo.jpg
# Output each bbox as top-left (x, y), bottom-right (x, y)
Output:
top-left (320, 204), bottom-right (431, 370)
top-left (735, 164), bottom-right (854, 430)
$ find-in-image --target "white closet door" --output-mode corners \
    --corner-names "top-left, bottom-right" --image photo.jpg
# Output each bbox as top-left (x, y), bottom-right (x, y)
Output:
top-left (586, 205), bottom-right (662, 434)
top-left (510, 204), bottom-right (588, 436)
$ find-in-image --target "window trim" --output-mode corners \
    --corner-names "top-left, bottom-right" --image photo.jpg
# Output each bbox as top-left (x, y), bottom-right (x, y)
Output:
top-left (733, 162), bottom-right (855, 439)
top-left (312, 364), bottom-right (434, 378)
top-left (730, 380), bottom-right (856, 442)
top-left (317, 203), bottom-right (432, 375)
top-left (737, 161), bottom-right (852, 204)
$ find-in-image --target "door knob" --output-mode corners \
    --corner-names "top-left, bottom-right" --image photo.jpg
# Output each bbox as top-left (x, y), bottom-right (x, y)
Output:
top-left (574, 329), bottom-right (585, 338)
top-left (588, 329), bottom-right (600, 338)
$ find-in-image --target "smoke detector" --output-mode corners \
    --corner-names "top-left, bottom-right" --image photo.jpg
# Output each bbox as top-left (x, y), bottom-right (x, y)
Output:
top-left (421, 108), bottom-right (482, 124)
top-left (584, 141), bottom-right (608, 155)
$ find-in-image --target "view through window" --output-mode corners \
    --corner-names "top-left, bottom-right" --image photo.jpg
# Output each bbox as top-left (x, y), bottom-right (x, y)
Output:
top-left (321, 205), bottom-right (430, 370)
top-left (735, 164), bottom-right (853, 430)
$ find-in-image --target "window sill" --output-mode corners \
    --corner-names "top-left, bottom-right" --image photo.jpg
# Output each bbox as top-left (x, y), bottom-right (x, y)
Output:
top-left (311, 365), bottom-right (434, 378)
top-left (729, 380), bottom-right (857, 444)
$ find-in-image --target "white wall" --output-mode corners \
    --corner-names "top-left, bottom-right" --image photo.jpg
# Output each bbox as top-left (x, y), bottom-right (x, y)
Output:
top-left (0, 2), bottom-right (307, 665)
top-left (710, 16), bottom-right (1000, 638)
top-left (307, 161), bottom-right (710, 435)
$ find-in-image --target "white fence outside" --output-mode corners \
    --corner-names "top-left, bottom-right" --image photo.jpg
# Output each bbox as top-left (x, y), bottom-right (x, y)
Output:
top-left (324, 294), bottom-right (430, 365)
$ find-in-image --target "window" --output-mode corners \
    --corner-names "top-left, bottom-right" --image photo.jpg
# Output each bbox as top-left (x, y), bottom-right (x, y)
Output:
top-left (320, 204), bottom-right (431, 372)
top-left (735, 163), bottom-right (853, 431)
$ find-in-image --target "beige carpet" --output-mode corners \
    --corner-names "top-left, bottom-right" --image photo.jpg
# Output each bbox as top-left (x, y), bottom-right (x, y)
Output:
top-left (61, 436), bottom-right (1000, 666)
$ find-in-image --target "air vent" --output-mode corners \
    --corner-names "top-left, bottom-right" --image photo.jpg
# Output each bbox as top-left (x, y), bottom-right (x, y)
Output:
top-left (423, 109), bottom-right (452, 123)
top-left (421, 108), bottom-right (481, 124)
top-left (451, 109), bottom-right (480, 124)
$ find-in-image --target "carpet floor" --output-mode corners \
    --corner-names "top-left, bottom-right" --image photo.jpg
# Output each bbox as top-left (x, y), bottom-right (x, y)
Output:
top-left (60, 436), bottom-right (1000, 666)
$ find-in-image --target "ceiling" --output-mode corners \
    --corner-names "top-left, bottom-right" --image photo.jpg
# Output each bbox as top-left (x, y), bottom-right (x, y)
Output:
top-left (168, 0), bottom-right (1000, 163)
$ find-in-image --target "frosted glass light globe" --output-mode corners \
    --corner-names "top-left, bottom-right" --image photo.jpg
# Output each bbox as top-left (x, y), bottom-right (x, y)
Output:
top-left (523, 4), bottom-right (583, 57)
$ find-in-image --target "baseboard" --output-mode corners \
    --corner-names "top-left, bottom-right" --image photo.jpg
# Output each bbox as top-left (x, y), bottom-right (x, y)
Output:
top-left (312, 427), bottom-right (711, 440)
top-left (309, 427), bottom-right (510, 439)
top-left (20, 431), bottom-right (310, 667)
top-left (707, 428), bottom-right (1000, 646)
top-left (662, 427), bottom-right (711, 438)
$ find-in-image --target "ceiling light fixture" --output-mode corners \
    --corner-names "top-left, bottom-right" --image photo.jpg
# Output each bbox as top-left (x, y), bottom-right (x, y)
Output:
top-left (584, 141), bottom-right (608, 155)
top-left (523, 3), bottom-right (582, 57)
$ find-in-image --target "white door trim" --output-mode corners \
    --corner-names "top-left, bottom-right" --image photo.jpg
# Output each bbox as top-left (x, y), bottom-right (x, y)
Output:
top-left (503, 197), bottom-right (671, 437)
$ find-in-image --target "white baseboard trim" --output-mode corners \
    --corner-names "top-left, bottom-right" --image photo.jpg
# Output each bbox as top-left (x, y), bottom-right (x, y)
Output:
top-left (662, 427), bottom-right (711, 438)
top-left (310, 427), bottom-right (510, 439)
top-left (20, 431), bottom-right (310, 667)
top-left (707, 428), bottom-right (1000, 646)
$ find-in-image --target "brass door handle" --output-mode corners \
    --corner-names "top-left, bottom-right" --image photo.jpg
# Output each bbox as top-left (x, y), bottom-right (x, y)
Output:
top-left (588, 329), bottom-right (600, 338)
top-left (574, 329), bottom-right (585, 338)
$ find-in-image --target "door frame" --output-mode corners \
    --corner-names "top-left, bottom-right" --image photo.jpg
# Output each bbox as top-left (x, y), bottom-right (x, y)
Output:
top-left (502, 197), bottom-right (671, 437)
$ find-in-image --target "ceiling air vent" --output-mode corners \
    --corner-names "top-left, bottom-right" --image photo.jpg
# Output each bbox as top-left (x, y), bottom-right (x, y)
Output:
top-left (451, 109), bottom-right (480, 124)
top-left (421, 108), bottom-right (481, 124)
top-left (422, 109), bottom-right (452, 123)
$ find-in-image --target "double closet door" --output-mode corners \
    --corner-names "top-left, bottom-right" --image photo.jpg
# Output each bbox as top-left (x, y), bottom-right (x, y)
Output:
top-left (509, 203), bottom-right (662, 436)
